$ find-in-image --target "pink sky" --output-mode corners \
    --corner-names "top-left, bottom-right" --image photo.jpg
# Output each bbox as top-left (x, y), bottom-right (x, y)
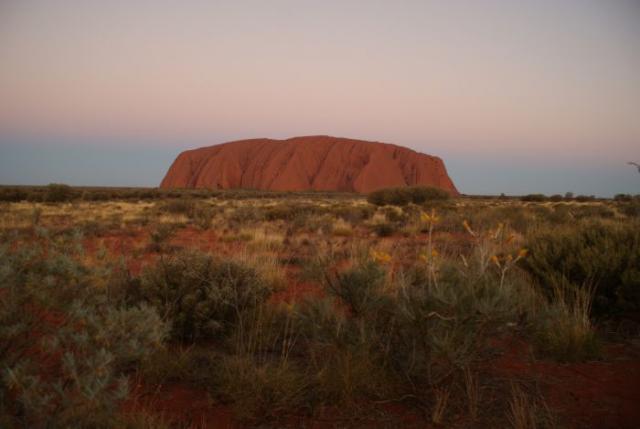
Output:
top-left (0, 1), bottom-right (639, 194)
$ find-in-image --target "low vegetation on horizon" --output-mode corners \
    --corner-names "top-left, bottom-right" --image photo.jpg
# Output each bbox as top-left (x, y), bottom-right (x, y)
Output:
top-left (1, 185), bottom-right (639, 428)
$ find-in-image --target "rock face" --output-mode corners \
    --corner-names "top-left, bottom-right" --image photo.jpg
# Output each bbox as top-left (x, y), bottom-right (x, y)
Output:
top-left (160, 136), bottom-right (459, 194)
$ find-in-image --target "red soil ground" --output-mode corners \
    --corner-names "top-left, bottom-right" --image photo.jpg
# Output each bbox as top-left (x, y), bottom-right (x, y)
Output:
top-left (79, 227), bottom-right (640, 428)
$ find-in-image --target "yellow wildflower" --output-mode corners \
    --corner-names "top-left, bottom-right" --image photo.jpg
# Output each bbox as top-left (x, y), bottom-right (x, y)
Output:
top-left (490, 255), bottom-right (500, 267)
top-left (421, 211), bottom-right (440, 224)
top-left (518, 248), bottom-right (528, 258)
top-left (371, 249), bottom-right (392, 264)
top-left (419, 249), bottom-right (439, 262)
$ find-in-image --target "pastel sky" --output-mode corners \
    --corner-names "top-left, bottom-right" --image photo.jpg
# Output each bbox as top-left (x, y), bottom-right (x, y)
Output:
top-left (1, 0), bottom-right (639, 196)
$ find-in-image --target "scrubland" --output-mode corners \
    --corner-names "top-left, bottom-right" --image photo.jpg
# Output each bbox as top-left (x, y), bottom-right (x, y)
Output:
top-left (1, 185), bottom-right (639, 428)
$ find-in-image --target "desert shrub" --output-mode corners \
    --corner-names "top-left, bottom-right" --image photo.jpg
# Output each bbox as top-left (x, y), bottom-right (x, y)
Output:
top-left (474, 205), bottom-right (532, 233)
top-left (264, 203), bottom-right (314, 221)
top-left (0, 187), bottom-right (28, 202)
top-left (524, 221), bottom-right (640, 316)
top-left (30, 206), bottom-right (43, 227)
top-left (382, 206), bottom-right (407, 224)
top-left (301, 213), bottom-right (333, 234)
top-left (116, 410), bottom-right (174, 429)
top-left (545, 203), bottom-right (572, 224)
top-left (614, 193), bottom-right (633, 202)
top-left (323, 260), bottom-right (389, 317)
top-left (191, 203), bottom-right (215, 229)
top-left (306, 337), bottom-right (392, 405)
top-left (156, 198), bottom-right (196, 216)
top-left (0, 236), bottom-right (167, 428)
top-left (385, 261), bottom-right (533, 386)
top-left (506, 384), bottom-right (558, 429)
top-left (618, 199), bottom-right (640, 218)
top-left (229, 205), bottom-right (263, 224)
top-left (367, 186), bottom-right (450, 206)
top-left (148, 222), bottom-right (178, 252)
top-left (520, 194), bottom-right (547, 202)
top-left (212, 302), bottom-right (314, 421)
top-left (572, 204), bottom-right (615, 220)
top-left (44, 183), bottom-right (76, 202)
top-left (139, 251), bottom-right (272, 342)
top-left (294, 251), bottom-right (531, 412)
top-left (139, 346), bottom-right (220, 388)
top-left (575, 194), bottom-right (596, 202)
top-left (332, 219), bottom-right (353, 236)
top-left (401, 202), bottom-right (424, 220)
top-left (293, 264), bottom-right (398, 405)
top-left (331, 204), bottom-right (375, 224)
top-left (217, 355), bottom-right (309, 422)
top-left (371, 222), bottom-right (396, 237)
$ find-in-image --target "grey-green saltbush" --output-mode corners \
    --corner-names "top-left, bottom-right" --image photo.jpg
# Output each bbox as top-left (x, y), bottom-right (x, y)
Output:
top-left (139, 250), bottom-right (272, 342)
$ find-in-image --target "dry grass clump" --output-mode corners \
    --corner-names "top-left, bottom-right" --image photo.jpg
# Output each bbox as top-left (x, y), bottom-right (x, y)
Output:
top-left (507, 384), bottom-right (558, 429)
top-left (533, 283), bottom-right (600, 362)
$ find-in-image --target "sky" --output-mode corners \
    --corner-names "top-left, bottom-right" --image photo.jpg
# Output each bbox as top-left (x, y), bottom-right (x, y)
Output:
top-left (1, 0), bottom-right (639, 196)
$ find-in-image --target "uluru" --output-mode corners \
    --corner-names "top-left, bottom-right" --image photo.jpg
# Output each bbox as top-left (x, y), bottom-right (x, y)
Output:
top-left (160, 136), bottom-right (459, 194)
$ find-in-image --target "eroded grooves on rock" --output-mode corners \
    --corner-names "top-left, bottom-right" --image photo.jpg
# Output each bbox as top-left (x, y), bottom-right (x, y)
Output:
top-left (160, 135), bottom-right (459, 194)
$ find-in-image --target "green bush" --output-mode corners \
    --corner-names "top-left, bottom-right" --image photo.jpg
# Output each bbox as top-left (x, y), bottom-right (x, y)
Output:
top-left (367, 186), bottom-right (450, 206)
top-left (139, 251), bottom-right (272, 342)
top-left (524, 221), bottom-right (640, 316)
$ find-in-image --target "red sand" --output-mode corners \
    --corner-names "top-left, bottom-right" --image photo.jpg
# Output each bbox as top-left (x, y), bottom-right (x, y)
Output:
top-left (52, 229), bottom-right (640, 428)
top-left (491, 336), bottom-right (640, 429)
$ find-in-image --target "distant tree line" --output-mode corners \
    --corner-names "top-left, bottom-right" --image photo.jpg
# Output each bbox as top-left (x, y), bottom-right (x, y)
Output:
top-left (0, 184), bottom-right (363, 203)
